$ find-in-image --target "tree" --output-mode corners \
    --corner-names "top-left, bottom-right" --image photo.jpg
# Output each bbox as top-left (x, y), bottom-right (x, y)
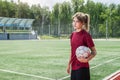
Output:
top-left (0, 0), bottom-right (120, 37)
top-left (15, 2), bottom-right (30, 18)
top-left (71, 0), bottom-right (85, 13)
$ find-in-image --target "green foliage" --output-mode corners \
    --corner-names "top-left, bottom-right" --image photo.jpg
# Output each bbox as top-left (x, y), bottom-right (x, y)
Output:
top-left (98, 24), bottom-right (106, 37)
top-left (0, 0), bottom-right (120, 38)
top-left (59, 2), bottom-right (72, 23)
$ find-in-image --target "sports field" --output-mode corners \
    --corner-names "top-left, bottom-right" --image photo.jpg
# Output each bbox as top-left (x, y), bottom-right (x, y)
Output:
top-left (0, 39), bottom-right (120, 80)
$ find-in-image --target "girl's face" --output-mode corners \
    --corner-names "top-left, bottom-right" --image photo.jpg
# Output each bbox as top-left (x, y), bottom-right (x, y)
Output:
top-left (72, 17), bottom-right (83, 31)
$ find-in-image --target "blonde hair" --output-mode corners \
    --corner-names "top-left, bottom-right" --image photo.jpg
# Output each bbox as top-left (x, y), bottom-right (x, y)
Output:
top-left (72, 12), bottom-right (90, 32)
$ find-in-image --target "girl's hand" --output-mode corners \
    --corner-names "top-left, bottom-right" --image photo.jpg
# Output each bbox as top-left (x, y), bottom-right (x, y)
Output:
top-left (77, 56), bottom-right (88, 63)
top-left (66, 65), bottom-right (71, 74)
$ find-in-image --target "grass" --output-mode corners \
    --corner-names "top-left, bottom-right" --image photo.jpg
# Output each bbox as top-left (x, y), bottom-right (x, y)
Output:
top-left (0, 39), bottom-right (120, 80)
top-left (40, 35), bottom-right (70, 40)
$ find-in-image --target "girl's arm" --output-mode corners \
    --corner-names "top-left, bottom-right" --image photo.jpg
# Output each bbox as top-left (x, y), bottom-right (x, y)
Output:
top-left (87, 46), bottom-right (97, 61)
top-left (67, 53), bottom-right (72, 74)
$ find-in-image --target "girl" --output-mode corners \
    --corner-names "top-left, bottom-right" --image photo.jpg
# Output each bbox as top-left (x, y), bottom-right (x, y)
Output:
top-left (67, 12), bottom-right (97, 80)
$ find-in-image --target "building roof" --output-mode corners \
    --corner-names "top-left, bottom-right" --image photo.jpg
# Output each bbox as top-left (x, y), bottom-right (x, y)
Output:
top-left (0, 17), bottom-right (34, 28)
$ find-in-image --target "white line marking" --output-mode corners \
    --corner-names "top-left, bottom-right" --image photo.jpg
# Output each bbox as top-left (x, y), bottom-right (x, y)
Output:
top-left (58, 75), bottom-right (70, 80)
top-left (90, 57), bottom-right (120, 69)
top-left (0, 57), bottom-right (119, 80)
top-left (103, 70), bottom-right (120, 80)
top-left (0, 69), bottom-right (55, 80)
top-left (59, 57), bottom-right (120, 80)
top-left (109, 74), bottom-right (120, 80)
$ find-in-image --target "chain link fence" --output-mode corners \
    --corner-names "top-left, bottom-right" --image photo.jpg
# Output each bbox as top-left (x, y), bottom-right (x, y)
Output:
top-left (33, 20), bottom-right (120, 39)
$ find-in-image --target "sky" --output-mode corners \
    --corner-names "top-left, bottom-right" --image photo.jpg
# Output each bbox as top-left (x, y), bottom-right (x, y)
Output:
top-left (7, 0), bottom-right (70, 10)
top-left (6, 0), bottom-right (120, 10)
top-left (93, 0), bottom-right (120, 5)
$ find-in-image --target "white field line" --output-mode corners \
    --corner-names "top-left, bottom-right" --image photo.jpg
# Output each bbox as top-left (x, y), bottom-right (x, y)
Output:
top-left (0, 57), bottom-right (119, 80)
top-left (0, 69), bottom-right (55, 80)
top-left (109, 74), bottom-right (120, 80)
top-left (93, 39), bottom-right (120, 41)
top-left (58, 57), bottom-right (120, 80)
top-left (103, 70), bottom-right (120, 80)
top-left (0, 49), bottom-right (31, 54)
top-left (90, 57), bottom-right (120, 69)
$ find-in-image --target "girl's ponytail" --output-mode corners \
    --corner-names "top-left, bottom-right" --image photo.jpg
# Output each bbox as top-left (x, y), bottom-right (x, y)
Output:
top-left (84, 14), bottom-right (90, 32)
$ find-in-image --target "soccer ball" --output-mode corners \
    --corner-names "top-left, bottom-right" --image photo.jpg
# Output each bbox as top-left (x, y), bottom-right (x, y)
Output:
top-left (76, 46), bottom-right (91, 58)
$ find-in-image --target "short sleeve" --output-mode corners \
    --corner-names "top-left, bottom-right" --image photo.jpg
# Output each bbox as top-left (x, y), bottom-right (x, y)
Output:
top-left (70, 32), bottom-right (73, 39)
top-left (84, 33), bottom-right (94, 48)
